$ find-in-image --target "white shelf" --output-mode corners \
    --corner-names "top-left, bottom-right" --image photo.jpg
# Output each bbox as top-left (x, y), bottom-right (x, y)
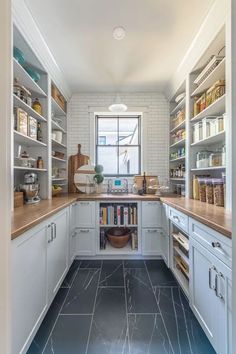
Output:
top-left (191, 131), bottom-right (225, 146)
top-left (172, 267), bottom-right (189, 298)
top-left (170, 156), bottom-right (185, 163)
top-left (14, 166), bottom-right (47, 172)
top-left (191, 94), bottom-right (226, 122)
top-left (173, 246), bottom-right (189, 265)
top-left (170, 97), bottom-right (186, 115)
top-left (99, 224), bottom-right (138, 228)
top-left (14, 130), bottom-right (47, 147)
top-left (170, 178), bottom-right (185, 182)
top-left (52, 156), bottom-right (67, 163)
top-left (13, 95), bottom-right (47, 123)
top-left (51, 98), bottom-right (66, 116)
top-left (169, 139), bottom-right (185, 149)
top-left (99, 242), bottom-right (139, 255)
top-left (170, 120), bottom-right (185, 133)
top-left (191, 166), bottom-right (226, 171)
top-left (191, 58), bottom-right (226, 97)
top-left (51, 120), bottom-right (67, 133)
top-left (51, 139), bottom-right (67, 149)
top-left (52, 178), bottom-right (68, 181)
top-left (13, 58), bottom-right (47, 97)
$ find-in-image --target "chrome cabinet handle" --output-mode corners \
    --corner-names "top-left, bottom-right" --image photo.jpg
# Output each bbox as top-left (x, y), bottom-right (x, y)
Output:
top-left (48, 224), bottom-right (53, 243)
top-left (147, 229), bottom-right (158, 233)
top-left (208, 266), bottom-right (216, 290)
top-left (211, 242), bottom-right (221, 248)
top-left (53, 223), bottom-right (57, 239)
top-left (173, 215), bottom-right (180, 222)
top-left (215, 272), bottom-right (224, 300)
top-left (80, 229), bottom-right (90, 233)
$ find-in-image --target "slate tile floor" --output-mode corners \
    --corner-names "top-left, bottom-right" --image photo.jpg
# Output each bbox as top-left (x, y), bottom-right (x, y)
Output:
top-left (27, 259), bottom-right (215, 354)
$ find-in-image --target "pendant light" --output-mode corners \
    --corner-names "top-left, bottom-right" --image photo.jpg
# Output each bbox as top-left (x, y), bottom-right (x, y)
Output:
top-left (109, 94), bottom-right (127, 112)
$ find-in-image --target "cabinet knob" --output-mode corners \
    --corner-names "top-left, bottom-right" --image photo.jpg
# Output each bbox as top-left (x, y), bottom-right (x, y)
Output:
top-left (211, 242), bottom-right (221, 248)
top-left (173, 215), bottom-right (180, 222)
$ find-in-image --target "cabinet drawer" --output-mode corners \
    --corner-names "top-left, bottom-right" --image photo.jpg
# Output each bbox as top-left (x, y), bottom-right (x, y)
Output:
top-left (189, 218), bottom-right (232, 268)
top-left (142, 228), bottom-right (163, 256)
top-left (142, 201), bottom-right (162, 228)
top-left (76, 201), bottom-right (95, 228)
top-left (169, 206), bottom-right (189, 233)
top-left (75, 229), bottom-right (95, 256)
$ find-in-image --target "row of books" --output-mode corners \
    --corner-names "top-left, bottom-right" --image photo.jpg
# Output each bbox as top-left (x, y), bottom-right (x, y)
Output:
top-left (100, 229), bottom-right (138, 250)
top-left (100, 205), bottom-right (138, 225)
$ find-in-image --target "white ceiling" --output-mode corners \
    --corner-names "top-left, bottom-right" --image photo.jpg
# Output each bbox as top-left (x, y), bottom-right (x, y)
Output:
top-left (25, 0), bottom-right (215, 93)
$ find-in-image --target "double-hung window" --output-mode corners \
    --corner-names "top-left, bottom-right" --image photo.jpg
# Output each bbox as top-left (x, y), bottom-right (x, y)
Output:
top-left (95, 115), bottom-right (141, 176)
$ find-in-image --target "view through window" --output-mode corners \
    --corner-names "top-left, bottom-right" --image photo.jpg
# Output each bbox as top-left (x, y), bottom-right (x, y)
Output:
top-left (96, 115), bottom-right (141, 175)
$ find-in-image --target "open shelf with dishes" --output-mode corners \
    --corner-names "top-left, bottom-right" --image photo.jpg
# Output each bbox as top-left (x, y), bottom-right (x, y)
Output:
top-left (98, 202), bottom-right (140, 254)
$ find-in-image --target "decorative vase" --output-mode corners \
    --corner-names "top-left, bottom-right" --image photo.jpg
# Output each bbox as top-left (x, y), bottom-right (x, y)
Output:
top-left (96, 183), bottom-right (103, 194)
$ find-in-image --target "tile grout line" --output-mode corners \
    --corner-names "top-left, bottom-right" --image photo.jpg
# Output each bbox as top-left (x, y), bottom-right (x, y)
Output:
top-left (85, 261), bottom-right (103, 354)
top-left (41, 261), bottom-right (82, 353)
top-left (144, 261), bottom-right (175, 354)
top-left (123, 260), bottom-right (130, 354)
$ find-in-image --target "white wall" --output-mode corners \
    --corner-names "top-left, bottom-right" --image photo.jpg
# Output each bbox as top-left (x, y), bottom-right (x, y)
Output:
top-left (68, 92), bottom-right (170, 180)
top-left (0, 0), bottom-right (11, 352)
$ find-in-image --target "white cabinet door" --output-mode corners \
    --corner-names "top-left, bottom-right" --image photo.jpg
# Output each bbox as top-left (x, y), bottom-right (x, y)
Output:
top-left (47, 208), bottom-right (69, 302)
top-left (142, 228), bottom-right (162, 256)
top-left (75, 229), bottom-right (95, 256)
top-left (76, 201), bottom-right (95, 228)
top-left (12, 223), bottom-right (48, 354)
top-left (190, 238), bottom-right (218, 350)
top-left (142, 201), bottom-right (162, 228)
top-left (160, 230), bottom-right (169, 266)
top-left (69, 203), bottom-right (77, 264)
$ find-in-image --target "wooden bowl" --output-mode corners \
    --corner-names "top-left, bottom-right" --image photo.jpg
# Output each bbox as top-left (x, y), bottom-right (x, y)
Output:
top-left (107, 227), bottom-right (131, 248)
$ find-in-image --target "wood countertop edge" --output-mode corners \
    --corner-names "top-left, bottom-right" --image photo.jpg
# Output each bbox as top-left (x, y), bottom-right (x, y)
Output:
top-left (12, 194), bottom-right (232, 240)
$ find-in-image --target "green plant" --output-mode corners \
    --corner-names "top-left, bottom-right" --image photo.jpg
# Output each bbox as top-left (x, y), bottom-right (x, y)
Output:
top-left (93, 165), bottom-right (104, 184)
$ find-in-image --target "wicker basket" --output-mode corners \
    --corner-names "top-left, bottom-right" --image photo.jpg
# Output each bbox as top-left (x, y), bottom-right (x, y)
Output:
top-left (107, 227), bottom-right (131, 248)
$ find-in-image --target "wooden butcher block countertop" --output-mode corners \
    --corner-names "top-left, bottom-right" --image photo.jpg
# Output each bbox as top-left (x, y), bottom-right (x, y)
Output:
top-left (12, 193), bottom-right (232, 240)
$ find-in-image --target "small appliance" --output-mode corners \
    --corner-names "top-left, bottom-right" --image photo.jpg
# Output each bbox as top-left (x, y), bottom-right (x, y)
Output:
top-left (107, 178), bottom-right (128, 194)
top-left (20, 172), bottom-right (41, 204)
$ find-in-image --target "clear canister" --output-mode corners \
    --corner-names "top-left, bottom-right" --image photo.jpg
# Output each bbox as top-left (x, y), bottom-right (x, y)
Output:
top-left (209, 151), bottom-right (222, 167)
top-left (205, 178), bottom-right (214, 204)
top-left (199, 178), bottom-right (206, 203)
top-left (212, 178), bottom-right (224, 207)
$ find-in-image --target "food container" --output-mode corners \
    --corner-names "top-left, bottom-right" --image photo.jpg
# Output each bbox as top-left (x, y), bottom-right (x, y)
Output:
top-left (193, 122), bottom-right (203, 143)
top-left (51, 83), bottom-right (66, 112)
top-left (199, 178), bottom-right (206, 202)
top-left (212, 179), bottom-right (224, 207)
top-left (53, 130), bottom-right (63, 144)
top-left (196, 151), bottom-right (211, 168)
top-left (193, 175), bottom-right (199, 200)
top-left (202, 116), bottom-right (217, 139)
top-left (28, 116), bottom-right (37, 140)
top-left (199, 93), bottom-right (206, 112)
top-left (14, 107), bottom-right (28, 135)
top-left (206, 178), bottom-right (214, 204)
top-left (212, 80), bottom-right (225, 101)
top-left (215, 115), bottom-right (224, 133)
top-left (209, 151), bottom-right (222, 167)
top-left (51, 132), bottom-right (56, 140)
top-left (193, 97), bottom-right (201, 116)
top-left (181, 184), bottom-right (186, 197)
top-left (107, 227), bottom-right (131, 248)
top-left (176, 184), bottom-right (182, 195)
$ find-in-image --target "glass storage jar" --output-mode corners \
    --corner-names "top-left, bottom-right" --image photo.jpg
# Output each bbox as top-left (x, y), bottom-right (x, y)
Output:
top-left (196, 151), bottom-right (211, 168)
top-left (215, 115), bottom-right (224, 133)
top-left (202, 116), bottom-right (216, 139)
top-left (209, 151), bottom-right (222, 167)
top-left (193, 122), bottom-right (203, 143)
top-left (212, 178), bottom-right (224, 207)
top-left (199, 178), bottom-right (206, 203)
top-left (206, 178), bottom-right (214, 204)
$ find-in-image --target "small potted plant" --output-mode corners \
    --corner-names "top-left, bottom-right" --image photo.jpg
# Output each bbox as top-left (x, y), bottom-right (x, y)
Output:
top-left (93, 164), bottom-right (104, 194)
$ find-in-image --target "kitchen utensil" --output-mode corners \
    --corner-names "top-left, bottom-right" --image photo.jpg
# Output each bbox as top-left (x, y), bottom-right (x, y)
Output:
top-left (68, 144), bottom-right (89, 193)
top-left (74, 164), bottom-right (96, 193)
top-left (19, 183), bottom-right (40, 204)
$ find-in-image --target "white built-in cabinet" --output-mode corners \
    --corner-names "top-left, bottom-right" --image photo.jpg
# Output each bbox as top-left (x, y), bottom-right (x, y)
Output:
top-left (69, 202), bottom-right (77, 264)
top-left (11, 207), bottom-right (69, 354)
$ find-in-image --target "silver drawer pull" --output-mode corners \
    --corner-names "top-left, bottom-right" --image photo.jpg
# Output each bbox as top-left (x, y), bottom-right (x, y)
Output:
top-left (208, 266), bottom-right (216, 290)
top-left (212, 242), bottom-right (221, 248)
top-left (80, 202), bottom-right (89, 205)
top-left (80, 229), bottom-right (90, 233)
top-left (147, 229), bottom-right (158, 233)
top-left (215, 272), bottom-right (224, 300)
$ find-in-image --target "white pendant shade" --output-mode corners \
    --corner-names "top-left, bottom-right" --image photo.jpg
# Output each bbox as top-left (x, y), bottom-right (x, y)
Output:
top-left (109, 94), bottom-right (127, 112)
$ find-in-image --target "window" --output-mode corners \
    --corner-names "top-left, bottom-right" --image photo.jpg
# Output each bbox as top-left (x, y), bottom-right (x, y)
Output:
top-left (95, 115), bottom-right (141, 176)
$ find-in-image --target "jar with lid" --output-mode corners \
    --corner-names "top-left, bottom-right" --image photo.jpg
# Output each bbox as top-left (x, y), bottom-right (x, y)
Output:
top-left (176, 184), bottom-right (182, 195)
top-left (32, 98), bottom-right (42, 115)
top-left (196, 150), bottom-right (211, 168)
top-left (215, 115), bottom-right (224, 133)
top-left (37, 156), bottom-right (44, 169)
top-left (193, 175), bottom-right (199, 200)
top-left (209, 151), bottom-right (222, 167)
top-left (199, 178), bottom-right (206, 202)
top-left (212, 178), bottom-right (224, 207)
top-left (193, 122), bottom-right (202, 143)
top-left (202, 116), bottom-right (216, 139)
top-left (205, 178), bottom-right (214, 204)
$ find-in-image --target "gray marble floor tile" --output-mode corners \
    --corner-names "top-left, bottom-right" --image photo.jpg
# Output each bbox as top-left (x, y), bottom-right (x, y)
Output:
top-left (61, 268), bottom-right (100, 314)
top-left (61, 260), bottom-right (80, 288)
top-left (155, 287), bottom-right (216, 354)
top-left (43, 315), bottom-right (91, 354)
top-left (87, 287), bottom-right (127, 354)
top-left (124, 260), bottom-right (145, 268)
top-left (146, 260), bottom-right (177, 286)
top-left (99, 260), bottom-right (124, 286)
top-left (27, 288), bottom-right (69, 354)
top-left (79, 260), bottom-right (102, 269)
top-left (125, 268), bottom-right (159, 314)
top-left (127, 314), bottom-right (173, 354)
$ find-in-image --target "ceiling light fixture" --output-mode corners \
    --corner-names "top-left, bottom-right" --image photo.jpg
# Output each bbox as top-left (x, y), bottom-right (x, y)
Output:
top-left (113, 26), bottom-right (126, 40)
top-left (109, 94), bottom-right (127, 112)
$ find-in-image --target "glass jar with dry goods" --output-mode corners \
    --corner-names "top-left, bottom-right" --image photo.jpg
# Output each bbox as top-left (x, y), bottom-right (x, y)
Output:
top-left (196, 150), bottom-right (211, 168)
top-left (193, 122), bottom-right (203, 143)
top-left (202, 116), bottom-right (217, 139)
top-left (205, 178), bottom-right (214, 204)
top-left (215, 115), bottom-right (224, 133)
top-left (212, 178), bottom-right (224, 207)
top-left (199, 178), bottom-right (207, 203)
top-left (209, 151), bottom-right (222, 167)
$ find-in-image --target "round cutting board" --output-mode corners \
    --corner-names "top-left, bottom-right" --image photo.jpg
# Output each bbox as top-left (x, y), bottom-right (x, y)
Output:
top-left (74, 164), bottom-right (96, 193)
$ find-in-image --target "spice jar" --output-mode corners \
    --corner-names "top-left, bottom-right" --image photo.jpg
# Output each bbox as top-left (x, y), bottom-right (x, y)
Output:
top-left (37, 156), bottom-right (44, 169)
top-left (212, 178), bottom-right (224, 207)
top-left (32, 98), bottom-right (42, 115)
top-left (199, 178), bottom-right (206, 203)
top-left (206, 178), bottom-right (214, 204)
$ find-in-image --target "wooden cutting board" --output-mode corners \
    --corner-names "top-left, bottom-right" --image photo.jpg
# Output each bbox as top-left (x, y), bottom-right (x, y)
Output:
top-left (68, 144), bottom-right (89, 193)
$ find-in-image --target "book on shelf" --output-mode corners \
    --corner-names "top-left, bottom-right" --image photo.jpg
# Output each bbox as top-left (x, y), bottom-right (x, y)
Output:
top-left (100, 229), bottom-right (106, 250)
top-left (99, 204), bottom-right (138, 226)
top-left (131, 230), bottom-right (138, 250)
